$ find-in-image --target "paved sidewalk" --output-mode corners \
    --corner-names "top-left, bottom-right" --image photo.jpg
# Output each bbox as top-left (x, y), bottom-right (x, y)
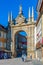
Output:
top-left (32, 59), bottom-right (43, 65)
top-left (0, 58), bottom-right (43, 65)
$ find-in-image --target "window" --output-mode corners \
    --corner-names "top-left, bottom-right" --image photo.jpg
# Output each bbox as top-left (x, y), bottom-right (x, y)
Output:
top-left (3, 33), bottom-right (6, 38)
top-left (0, 32), bottom-right (1, 37)
top-left (0, 42), bottom-right (3, 47)
top-left (0, 32), bottom-right (3, 38)
top-left (4, 43), bottom-right (6, 48)
top-left (1, 32), bottom-right (3, 37)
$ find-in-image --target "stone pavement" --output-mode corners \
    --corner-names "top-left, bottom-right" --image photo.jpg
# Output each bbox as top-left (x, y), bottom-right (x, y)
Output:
top-left (0, 58), bottom-right (43, 65)
top-left (32, 59), bottom-right (43, 65)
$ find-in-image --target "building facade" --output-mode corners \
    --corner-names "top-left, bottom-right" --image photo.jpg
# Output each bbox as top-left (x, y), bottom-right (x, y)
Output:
top-left (0, 24), bottom-right (12, 59)
top-left (36, 0), bottom-right (43, 61)
top-left (0, 25), bottom-right (7, 59)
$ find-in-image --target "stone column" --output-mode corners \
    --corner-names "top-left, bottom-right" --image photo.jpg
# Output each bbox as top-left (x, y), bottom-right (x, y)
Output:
top-left (30, 25), bottom-right (35, 59)
top-left (31, 25), bottom-right (34, 51)
top-left (27, 27), bottom-right (31, 58)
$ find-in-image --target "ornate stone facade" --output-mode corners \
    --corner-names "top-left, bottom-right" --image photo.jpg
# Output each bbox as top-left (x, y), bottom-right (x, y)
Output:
top-left (8, 5), bottom-right (36, 59)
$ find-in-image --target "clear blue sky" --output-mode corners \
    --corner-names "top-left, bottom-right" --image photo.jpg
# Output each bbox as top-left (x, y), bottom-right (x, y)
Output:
top-left (0, 0), bottom-right (38, 27)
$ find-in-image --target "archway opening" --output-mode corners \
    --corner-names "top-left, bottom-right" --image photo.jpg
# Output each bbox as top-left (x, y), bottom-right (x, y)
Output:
top-left (15, 31), bottom-right (27, 58)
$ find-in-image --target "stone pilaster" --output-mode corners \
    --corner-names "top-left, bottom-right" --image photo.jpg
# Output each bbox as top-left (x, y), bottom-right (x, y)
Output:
top-left (27, 27), bottom-right (31, 58)
top-left (27, 25), bottom-right (35, 59)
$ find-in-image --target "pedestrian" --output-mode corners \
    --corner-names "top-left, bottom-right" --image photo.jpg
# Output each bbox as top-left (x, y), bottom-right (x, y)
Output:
top-left (22, 54), bottom-right (26, 61)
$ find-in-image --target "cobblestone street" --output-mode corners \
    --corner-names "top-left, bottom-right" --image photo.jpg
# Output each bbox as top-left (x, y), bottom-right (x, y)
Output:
top-left (0, 58), bottom-right (43, 65)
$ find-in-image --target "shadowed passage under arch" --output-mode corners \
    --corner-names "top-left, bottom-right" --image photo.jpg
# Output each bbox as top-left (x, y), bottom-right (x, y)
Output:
top-left (15, 30), bottom-right (27, 57)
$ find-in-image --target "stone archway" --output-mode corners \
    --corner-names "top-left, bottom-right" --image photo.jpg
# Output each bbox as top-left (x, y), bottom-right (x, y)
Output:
top-left (11, 27), bottom-right (29, 57)
top-left (8, 5), bottom-right (36, 59)
top-left (11, 24), bottom-right (35, 59)
top-left (11, 24), bottom-right (35, 58)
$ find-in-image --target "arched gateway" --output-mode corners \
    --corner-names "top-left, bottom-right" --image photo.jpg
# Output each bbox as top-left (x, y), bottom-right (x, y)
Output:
top-left (8, 5), bottom-right (36, 59)
top-left (15, 31), bottom-right (27, 57)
